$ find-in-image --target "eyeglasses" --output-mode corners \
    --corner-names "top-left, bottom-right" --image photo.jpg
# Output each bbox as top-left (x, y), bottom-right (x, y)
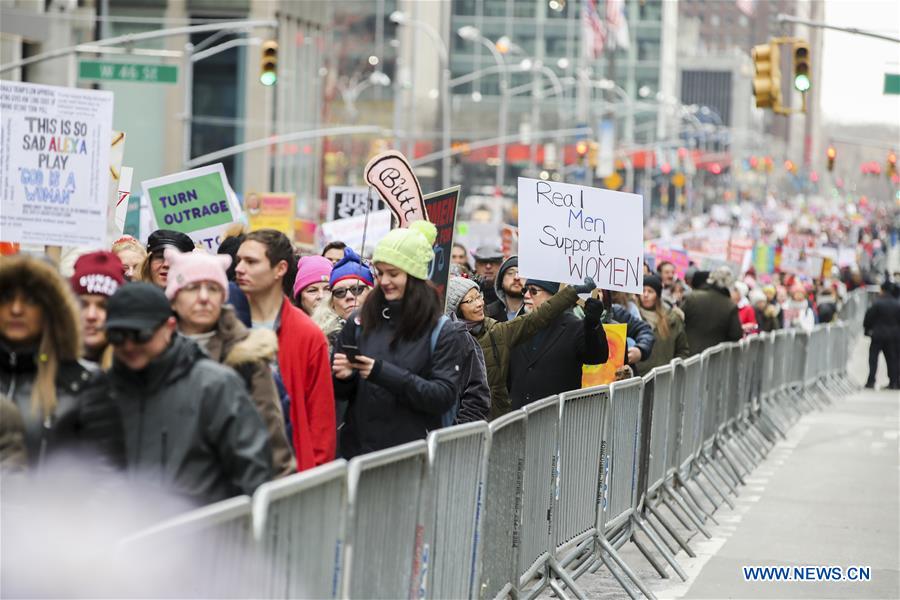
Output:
top-left (460, 292), bottom-right (484, 306)
top-left (107, 327), bottom-right (158, 345)
top-left (503, 269), bottom-right (520, 279)
top-left (524, 286), bottom-right (547, 297)
top-left (332, 284), bottom-right (369, 299)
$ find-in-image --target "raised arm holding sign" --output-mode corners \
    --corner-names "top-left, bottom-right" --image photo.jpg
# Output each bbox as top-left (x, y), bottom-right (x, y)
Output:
top-left (517, 177), bottom-right (644, 294)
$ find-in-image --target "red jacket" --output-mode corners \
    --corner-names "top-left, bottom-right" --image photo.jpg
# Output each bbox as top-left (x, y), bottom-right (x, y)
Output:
top-left (277, 298), bottom-right (336, 470)
top-left (738, 304), bottom-right (758, 336)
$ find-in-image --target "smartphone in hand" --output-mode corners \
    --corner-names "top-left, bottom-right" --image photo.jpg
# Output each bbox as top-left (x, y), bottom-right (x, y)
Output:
top-left (343, 343), bottom-right (359, 363)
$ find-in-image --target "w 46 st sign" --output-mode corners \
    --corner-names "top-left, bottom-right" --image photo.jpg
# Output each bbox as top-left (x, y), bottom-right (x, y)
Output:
top-left (78, 60), bottom-right (177, 84)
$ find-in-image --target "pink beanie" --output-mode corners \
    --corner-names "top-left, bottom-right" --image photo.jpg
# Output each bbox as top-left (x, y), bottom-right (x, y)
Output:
top-left (164, 249), bottom-right (231, 301)
top-left (293, 255), bottom-right (333, 299)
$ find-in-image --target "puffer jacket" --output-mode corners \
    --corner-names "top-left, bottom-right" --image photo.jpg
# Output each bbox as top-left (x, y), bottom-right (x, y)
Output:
top-left (474, 286), bottom-right (582, 419)
top-left (108, 334), bottom-right (273, 505)
top-left (334, 303), bottom-right (468, 458)
top-left (0, 343), bottom-right (124, 471)
top-left (198, 306), bottom-right (295, 478)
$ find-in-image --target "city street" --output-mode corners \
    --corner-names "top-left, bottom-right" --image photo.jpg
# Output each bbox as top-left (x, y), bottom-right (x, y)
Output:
top-left (563, 338), bottom-right (900, 600)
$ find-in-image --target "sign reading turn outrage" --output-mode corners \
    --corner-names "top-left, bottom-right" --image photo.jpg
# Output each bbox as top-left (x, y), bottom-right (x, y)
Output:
top-left (517, 177), bottom-right (644, 294)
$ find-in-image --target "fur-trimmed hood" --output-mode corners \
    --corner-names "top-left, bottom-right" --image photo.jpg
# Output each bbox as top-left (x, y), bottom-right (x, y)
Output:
top-left (198, 305), bottom-right (278, 367)
top-left (0, 255), bottom-right (81, 360)
top-left (311, 300), bottom-right (344, 343)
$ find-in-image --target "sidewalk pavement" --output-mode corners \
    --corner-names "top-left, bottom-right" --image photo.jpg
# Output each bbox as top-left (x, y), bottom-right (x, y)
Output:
top-left (558, 336), bottom-right (899, 600)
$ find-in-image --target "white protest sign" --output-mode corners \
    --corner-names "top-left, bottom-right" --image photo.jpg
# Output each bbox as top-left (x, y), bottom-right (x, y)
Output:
top-left (0, 81), bottom-right (113, 247)
top-left (113, 166), bottom-right (133, 236)
top-left (319, 209), bottom-right (392, 257)
top-left (517, 177), bottom-right (644, 294)
top-left (140, 163), bottom-right (239, 252)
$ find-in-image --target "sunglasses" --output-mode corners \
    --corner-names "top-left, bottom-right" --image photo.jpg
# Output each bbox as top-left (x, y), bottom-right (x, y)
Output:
top-left (525, 286), bottom-right (547, 297)
top-left (107, 327), bottom-right (158, 345)
top-left (332, 284), bottom-right (368, 299)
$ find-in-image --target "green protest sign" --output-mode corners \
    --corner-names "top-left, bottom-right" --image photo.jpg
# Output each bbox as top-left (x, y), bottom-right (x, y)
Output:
top-left (140, 163), bottom-right (240, 251)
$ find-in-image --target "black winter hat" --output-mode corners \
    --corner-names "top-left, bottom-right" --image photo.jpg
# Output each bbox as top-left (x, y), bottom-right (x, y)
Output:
top-left (147, 229), bottom-right (195, 255)
top-left (643, 274), bottom-right (663, 297)
top-left (524, 278), bottom-right (560, 295)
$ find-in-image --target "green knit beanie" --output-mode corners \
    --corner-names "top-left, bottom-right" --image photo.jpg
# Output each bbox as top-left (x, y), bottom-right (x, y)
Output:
top-left (372, 220), bottom-right (437, 280)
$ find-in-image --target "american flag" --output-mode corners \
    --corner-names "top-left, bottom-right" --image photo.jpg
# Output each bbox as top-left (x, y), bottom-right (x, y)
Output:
top-left (582, 0), bottom-right (605, 60)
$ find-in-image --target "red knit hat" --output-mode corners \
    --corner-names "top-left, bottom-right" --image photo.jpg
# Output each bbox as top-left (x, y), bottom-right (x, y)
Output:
top-left (70, 251), bottom-right (124, 297)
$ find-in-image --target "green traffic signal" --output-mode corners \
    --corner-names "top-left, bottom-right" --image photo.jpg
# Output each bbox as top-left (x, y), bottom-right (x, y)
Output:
top-left (260, 71), bottom-right (277, 86)
top-left (794, 73), bottom-right (810, 92)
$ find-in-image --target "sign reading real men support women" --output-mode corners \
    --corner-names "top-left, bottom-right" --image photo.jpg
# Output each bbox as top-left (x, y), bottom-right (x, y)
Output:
top-left (0, 81), bottom-right (113, 246)
top-left (517, 177), bottom-right (644, 294)
top-left (141, 163), bottom-right (239, 251)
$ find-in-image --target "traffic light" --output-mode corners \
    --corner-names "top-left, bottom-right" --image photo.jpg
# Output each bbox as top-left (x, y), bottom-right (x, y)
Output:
top-left (575, 141), bottom-right (588, 161)
top-left (888, 151), bottom-right (898, 178)
top-left (792, 41), bottom-right (811, 92)
top-left (826, 145), bottom-right (836, 172)
top-left (260, 40), bottom-right (278, 86)
top-left (752, 43), bottom-right (781, 109)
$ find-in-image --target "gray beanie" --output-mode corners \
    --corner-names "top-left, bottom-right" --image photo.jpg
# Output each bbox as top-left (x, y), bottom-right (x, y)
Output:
top-left (445, 276), bottom-right (480, 316)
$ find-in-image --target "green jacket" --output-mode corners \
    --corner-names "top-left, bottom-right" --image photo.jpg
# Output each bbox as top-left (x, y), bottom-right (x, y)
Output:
top-left (635, 308), bottom-right (690, 375)
top-left (473, 286), bottom-right (580, 419)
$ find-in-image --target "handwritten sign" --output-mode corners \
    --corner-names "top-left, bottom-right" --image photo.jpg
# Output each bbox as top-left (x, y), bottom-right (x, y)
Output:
top-left (423, 186), bottom-right (460, 303)
top-left (326, 186), bottom-right (385, 222)
top-left (0, 81), bottom-right (113, 246)
top-left (140, 163), bottom-right (239, 252)
top-left (364, 150), bottom-right (427, 228)
top-left (517, 177), bottom-right (644, 294)
top-left (246, 192), bottom-right (295, 234)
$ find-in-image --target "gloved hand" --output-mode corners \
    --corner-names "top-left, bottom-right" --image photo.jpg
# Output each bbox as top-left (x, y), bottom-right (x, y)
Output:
top-left (573, 277), bottom-right (597, 295)
top-left (583, 297), bottom-right (605, 325)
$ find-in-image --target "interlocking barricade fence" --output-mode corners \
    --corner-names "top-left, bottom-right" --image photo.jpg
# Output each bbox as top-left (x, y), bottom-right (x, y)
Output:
top-left (252, 460), bottom-right (348, 599)
top-left (344, 440), bottom-right (428, 599)
top-left (422, 421), bottom-right (491, 600)
top-left (480, 410), bottom-right (527, 600)
top-left (517, 395), bottom-right (560, 598)
top-left (119, 496), bottom-right (257, 598)
top-left (121, 289), bottom-right (868, 600)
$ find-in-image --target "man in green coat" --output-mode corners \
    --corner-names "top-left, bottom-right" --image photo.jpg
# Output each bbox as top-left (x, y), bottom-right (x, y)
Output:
top-left (681, 267), bottom-right (743, 355)
top-left (444, 276), bottom-right (597, 418)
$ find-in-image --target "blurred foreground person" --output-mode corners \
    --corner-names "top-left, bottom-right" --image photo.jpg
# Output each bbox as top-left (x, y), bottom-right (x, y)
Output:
top-left (0, 255), bottom-right (123, 470)
top-left (165, 250), bottom-right (295, 478)
top-left (863, 282), bottom-right (900, 390)
top-left (111, 235), bottom-right (147, 282)
top-left (682, 267), bottom-right (743, 355)
top-left (106, 283), bottom-right (272, 504)
top-left (69, 251), bottom-right (124, 369)
top-left (333, 222), bottom-right (468, 457)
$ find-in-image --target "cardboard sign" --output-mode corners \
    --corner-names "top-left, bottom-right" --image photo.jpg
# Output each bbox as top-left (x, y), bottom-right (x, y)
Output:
top-left (582, 323), bottom-right (627, 387)
top-left (518, 177), bottom-right (644, 294)
top-left (423, 186), bottom-right (460, 303)
top-left (319, 209), bottom-right (392, 257)
top-left (140, 163), bottom-right (239, 252)
top-left (326, 186), bottom-right (385, 222)
top-left (364, 150), bottom-right (428, 227)
top-left (246, 192), bottom-right (295, 234)
top-left (0, 81), bottom-right (113, 246)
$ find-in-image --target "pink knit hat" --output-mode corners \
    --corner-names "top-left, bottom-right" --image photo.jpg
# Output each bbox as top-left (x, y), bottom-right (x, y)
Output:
top-left (293, 255), bottom-right (333, 299)
top-left (164, 249), bottom-right (231, 301)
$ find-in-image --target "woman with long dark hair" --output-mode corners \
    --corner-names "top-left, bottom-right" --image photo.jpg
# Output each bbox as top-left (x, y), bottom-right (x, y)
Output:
top-left (635, 275), bottom-right (690, 375)
top-left (332, 221), bottom-right (467, 458)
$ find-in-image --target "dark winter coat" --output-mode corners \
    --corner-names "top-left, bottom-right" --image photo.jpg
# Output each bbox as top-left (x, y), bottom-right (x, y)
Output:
top-left (108, 335), bottom-right (273, 505)
top-left (453, 322), bottom-right (492, 424)
top-left (863, 296), bottom-right (900, 341)
top-left (0, 394), bottom-right (27, 472)
top-left (0, 344), bottom-right (124, 471)
top-left (635, 308), bottom-right (690, 375)
top-left (484, 256), bottom-right (524, 323)
top-left (508, 308), bottom-right (609, 410)
top-left (334, 304), bottom-right (468, 458)
top-left (198, 306), bottom-right (295, 478)
top-left (474, 286), bottom-right (583, 418)
top-left (681, 287), bottom-right (743, 355)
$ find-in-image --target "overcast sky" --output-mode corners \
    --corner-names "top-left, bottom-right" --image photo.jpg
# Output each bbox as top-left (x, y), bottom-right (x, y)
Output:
top-left (821, 0), bottom-right (900, 125)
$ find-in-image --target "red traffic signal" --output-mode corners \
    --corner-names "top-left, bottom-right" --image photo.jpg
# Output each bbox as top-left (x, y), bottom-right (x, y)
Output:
top-left (826, 146), bottom-right (836, 172)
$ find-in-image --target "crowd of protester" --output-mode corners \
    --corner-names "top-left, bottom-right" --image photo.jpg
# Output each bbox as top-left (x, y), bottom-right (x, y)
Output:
top-left (1, 209), bottom-right (898, 515)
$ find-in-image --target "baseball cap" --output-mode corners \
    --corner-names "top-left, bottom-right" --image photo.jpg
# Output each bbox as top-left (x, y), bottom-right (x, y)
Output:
top-left (105, 282), bottom-right (173, 331)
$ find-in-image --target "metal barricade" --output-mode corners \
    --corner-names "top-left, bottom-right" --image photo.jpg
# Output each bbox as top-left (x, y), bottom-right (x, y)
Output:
top-left (603, 377), bottom-right (644, 537)
top-left (518, 396), bottom-right (560, 593)
top-left (665, 359), bottom-right (686, 478)
top-left (700, 345), bottom-right (725, 446)
top-left (479, 411), bottom-right (526, 600)
top-left (119, 496), bottom-right (256, 597)
top-left (423, 422), bottom-right (491, 600)
top-left (677, 355), bottom-right (704, 478)
top-left (252, 461), bottom-right (348, 599)
top-left (644, 366), bottom-right (673, 498)
top-left (344, 440), bottom-right (428, 599)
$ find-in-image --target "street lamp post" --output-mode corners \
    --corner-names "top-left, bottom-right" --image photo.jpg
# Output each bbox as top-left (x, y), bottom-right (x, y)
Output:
top-left (457, 26), bottom-right (509, 194)
top-left (390, 11), bottom-right (451, 189)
